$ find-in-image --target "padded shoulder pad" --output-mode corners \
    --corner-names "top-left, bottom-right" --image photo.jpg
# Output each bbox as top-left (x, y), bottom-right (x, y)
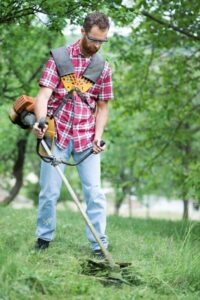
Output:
top-left (84, 53), bottom-right (105, 83)
top-left (50, 46), bottom-right (74, 76)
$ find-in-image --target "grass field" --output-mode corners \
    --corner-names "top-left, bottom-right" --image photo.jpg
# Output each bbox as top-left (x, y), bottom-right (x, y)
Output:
top-left (0, 207), bottom-right (200, 300)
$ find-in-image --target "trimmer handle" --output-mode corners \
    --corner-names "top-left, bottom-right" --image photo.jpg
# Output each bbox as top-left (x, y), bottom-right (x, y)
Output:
top-left (100, 140), bottom-right (105, 147)
top-left (38, 117), bottom-right (46, 132)
top-left (88, 140), bottom-right (105, 154)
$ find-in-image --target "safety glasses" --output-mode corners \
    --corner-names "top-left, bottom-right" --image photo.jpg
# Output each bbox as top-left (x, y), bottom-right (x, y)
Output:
top-left (86, 34), bottom-right (108, 44)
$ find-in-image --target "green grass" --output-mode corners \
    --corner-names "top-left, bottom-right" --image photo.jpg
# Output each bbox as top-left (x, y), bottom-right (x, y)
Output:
top-left (0, 207), bottom-right (200, 300)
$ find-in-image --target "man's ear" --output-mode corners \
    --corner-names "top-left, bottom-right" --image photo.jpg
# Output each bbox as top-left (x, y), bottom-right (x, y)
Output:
top-left (81, 28), bottom-right (85, 36)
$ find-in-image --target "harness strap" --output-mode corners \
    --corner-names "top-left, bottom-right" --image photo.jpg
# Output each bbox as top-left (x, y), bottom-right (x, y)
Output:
top-left (51, 47), bottom-right (74, 76)
top-left (50, 89), bottom-right (94, 121)
top-left (50, 91), bottom-right (74, 119)
top-left (84, 53), bottom-right (105, 83)
top-left (75, 90), bottom-right (96, 113)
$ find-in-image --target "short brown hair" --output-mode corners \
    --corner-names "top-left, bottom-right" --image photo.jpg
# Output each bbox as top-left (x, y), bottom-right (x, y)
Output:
top-left (83, 12), bottom-right (110, 33)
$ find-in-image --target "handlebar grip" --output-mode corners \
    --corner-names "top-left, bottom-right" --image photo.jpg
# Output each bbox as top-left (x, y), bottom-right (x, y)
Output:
top-left (38, 117), bottom-right (46, 132)
top-left (100, 140), bottom-right (106, 147)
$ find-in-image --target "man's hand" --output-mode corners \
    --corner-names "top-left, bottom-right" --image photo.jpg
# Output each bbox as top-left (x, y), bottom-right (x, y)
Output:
top-left (93, 139), bottom-right (106, 154)
top-left (33, 122), bottom-right (48, 139)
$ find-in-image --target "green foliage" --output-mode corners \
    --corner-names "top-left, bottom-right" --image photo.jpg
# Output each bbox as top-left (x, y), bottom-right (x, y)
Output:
top-left (101, 1), bottom-right (200, 210)
top-left (0, 17), bottom-right (66, 200)
top-left (0, 105), bottom-right (24, 175)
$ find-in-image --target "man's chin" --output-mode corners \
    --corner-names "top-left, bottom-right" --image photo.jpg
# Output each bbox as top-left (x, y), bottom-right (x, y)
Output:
top-left (90, 49), bottom-right (98, 55)
top-left (83, 47), bottom-right (98, 56)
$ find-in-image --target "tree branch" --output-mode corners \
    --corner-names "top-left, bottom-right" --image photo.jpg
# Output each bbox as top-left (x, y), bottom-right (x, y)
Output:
top-left (27, 60), bottom-right (47, 83)
top-left (142, 10), bottom-right (200, 41)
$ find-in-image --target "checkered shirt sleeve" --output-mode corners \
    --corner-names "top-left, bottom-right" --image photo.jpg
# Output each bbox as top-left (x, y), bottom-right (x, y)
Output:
top-left (98, 63), bottom-right (113, 101)
top-left (39, 56), bottom-right (59, 89)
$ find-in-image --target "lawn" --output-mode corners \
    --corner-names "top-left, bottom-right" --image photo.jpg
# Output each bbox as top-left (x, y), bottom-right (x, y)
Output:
top-left (0, 207), bottom-right (199, 300)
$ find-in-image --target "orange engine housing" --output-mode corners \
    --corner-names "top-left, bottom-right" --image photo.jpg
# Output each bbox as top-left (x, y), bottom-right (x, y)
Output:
top-left (13, 95), bottom-right (35, 113)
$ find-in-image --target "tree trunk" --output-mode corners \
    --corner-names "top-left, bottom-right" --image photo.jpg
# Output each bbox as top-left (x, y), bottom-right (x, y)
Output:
top-left (114, 186), bottom-right (127, 215)
top-left (183, 199), bottom-right (189, 220)
top-left (128, 194), bottom-right (132, 217)
top-left (115, 201), bottom-right (121, 215)
top-left (1, 138), bottom-right (28, 205)
top-left (181, 123), bottom-right (191, 220)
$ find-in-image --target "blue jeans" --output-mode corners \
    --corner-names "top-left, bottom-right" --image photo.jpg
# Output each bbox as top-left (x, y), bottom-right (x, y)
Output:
top-left (36, 140), bottom-right (108, 250)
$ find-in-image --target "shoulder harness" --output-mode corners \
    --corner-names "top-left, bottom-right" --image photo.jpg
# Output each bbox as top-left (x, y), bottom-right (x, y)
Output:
top-left (51, 46), bottom-right (105, 93)
top-left (50, 46), bottom-right (105, 116)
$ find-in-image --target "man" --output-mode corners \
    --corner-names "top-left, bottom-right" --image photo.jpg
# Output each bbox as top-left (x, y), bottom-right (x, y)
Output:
top-left (33, 12), bottom-right (113, 257)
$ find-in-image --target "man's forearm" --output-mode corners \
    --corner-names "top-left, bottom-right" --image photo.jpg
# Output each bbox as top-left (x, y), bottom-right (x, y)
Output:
top-left (35, 99), bottom-right (47, 121)
top-left (94, 101), bottom-right (109, 140)
top-left (34, 87), bottom-right (53, 122)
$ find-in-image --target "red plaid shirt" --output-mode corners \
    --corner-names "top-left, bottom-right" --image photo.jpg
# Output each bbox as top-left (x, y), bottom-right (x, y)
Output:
top-left (39, 40), bottom-right (113, 152)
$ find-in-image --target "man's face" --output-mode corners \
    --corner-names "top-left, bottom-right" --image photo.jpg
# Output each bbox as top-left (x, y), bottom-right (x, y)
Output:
top-left (81, 25), bottom-right (109, 56)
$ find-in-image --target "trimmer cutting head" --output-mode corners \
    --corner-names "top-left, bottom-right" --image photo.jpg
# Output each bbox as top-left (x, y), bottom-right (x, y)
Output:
top-left (80, 258), bottom-right (138, 286)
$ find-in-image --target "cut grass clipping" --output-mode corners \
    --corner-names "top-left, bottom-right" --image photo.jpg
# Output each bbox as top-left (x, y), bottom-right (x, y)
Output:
top-left (80, 259), bottom-right (142, 286)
